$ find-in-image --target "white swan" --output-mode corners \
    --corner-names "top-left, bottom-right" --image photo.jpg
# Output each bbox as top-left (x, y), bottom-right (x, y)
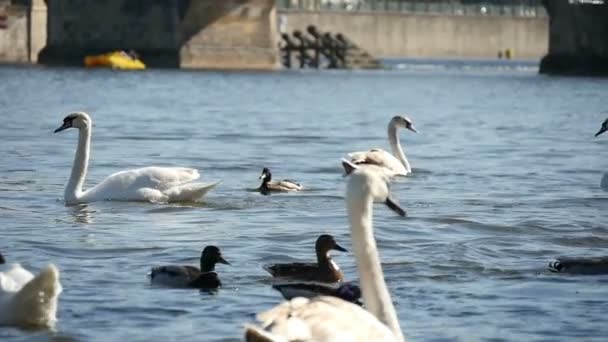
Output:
top-left (596, 118), bottom-right (608, 189)
top-left (347, 115), bottom-right (417, 177)
top-left (0, 253), bottom-right (62, 329)
top-left (244, 163), bottom-right (406, 342)
top-left (54, 112), bottom-right (220, 204)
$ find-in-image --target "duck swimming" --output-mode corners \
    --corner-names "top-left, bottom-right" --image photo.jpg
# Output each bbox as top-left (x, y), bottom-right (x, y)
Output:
top-left (258, 167), bottom-right (302, 193)
top-left (272, 282), bottom-right (362, 306)
top-left (263, 234), bottom-right (347, 283)
top-left (150, 246), bottom-right (229, 289)
top-left (0, 252), bottom-right (62, 328)
top-left (595, 118), bottom-right (608, 188)
top-left (548, 256), bottom-right (608, 275)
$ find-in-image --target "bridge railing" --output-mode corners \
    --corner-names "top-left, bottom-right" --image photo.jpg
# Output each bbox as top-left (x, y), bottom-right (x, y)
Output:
top-left (277, 0), bottom-right (547, 17)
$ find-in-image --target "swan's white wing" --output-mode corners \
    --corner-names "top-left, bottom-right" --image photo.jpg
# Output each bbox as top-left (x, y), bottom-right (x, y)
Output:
top-left (245, 296), bottom-right (398, 342)
top-left (83, 167), bottom-right (217, 202)
top-left (93, 166), bottom-right (200, 192)
top-left (0, 264), bottom-right (34, 292)
top-left (348, 149), bottom-right (407, 176)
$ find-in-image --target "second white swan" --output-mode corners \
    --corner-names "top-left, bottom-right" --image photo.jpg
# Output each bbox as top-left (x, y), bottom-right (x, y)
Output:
top-left (244, 163), bottom-right (406, 342)
top-left (347, 115), bottom-right (417, 177)
top-left (54, 112), bottom-right (220, 204)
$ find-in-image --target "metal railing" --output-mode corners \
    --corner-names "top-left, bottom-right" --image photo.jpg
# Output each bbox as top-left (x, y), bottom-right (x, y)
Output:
top-left (277, 0), bottom-right (547, 17)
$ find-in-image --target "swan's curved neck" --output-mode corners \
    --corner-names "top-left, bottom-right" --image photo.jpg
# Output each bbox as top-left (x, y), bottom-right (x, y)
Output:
top-left (388, 123), bottom-right (411, 173)
top-left (347, 190), bottom-right (404, 341)
top-left (65, 126), bottom-right (91, 203)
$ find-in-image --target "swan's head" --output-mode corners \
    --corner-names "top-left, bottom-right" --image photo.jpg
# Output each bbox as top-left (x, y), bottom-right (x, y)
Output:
top-left (391, 115), bottom-right (417, 133)
top-left (345, 164), bottom-right (406, 217)
top-left (201, 245), bottom-right (230, 269)
top-left (316, 234), bottom-right (348, 254)
top-left (259, 167), bottom-right (272, 181)
top-left (595, 118), bottom-right (608, 137)
top-left (54, 112), bottom-right (92, 133)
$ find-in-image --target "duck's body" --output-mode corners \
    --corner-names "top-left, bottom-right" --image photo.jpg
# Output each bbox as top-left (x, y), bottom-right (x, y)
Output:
top-left (245, 165), bottom-right (406, 342)
top-left (150, 246), bottom-right (229, 289)
top-left (263, 234), bottom-right (346, 283)
top-left (272, 282), bottom-right (362, 306)
top-left (596, 118), bottom-right (608, 189)
top-left (548, 256), bottom-right (608, 275)
top-left (347, 115), bottom-right (417, 177)
top-left (54, 112), bottom-right (219, 205)
top-left (0, 254), bottom-right (62, 328)
top-left (258, 168), bottom-right (302, 193)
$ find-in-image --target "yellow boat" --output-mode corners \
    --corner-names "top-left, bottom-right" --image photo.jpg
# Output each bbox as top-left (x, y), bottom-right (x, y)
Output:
top-left (84, 51), bottom-right (146, 70)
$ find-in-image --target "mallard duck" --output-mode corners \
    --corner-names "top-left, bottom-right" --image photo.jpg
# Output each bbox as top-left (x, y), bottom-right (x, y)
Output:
top-left (548, 256), bottom-right (608, 275)
top-left (150, 246), bottom-right (229, 289)
top-left (263, 234), bottom-right (347, 283)
top-left (258, 167), bottom-right (302, 193)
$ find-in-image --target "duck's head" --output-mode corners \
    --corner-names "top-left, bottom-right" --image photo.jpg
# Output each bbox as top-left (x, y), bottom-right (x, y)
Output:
top-left (346, 165), bottom-right (406, 217)
top-left (0, 252), bottom-right (4, 265)
top-left (200, 245), bottom-right (230, 272)
top-left (595, 118), bottom-right (608, 137)
top-left (316, 234), bottom-right (347, 254)
top-left (54, 112), bottom-right (92, 133)
top-left (391, 115), bottom-right (417, 133)
top-left (259, 167), bottom-right (272, 182)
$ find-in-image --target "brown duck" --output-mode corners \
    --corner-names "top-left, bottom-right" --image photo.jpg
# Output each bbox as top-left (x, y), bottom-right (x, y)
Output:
top-left (263, 234), bottom-right (347, 283)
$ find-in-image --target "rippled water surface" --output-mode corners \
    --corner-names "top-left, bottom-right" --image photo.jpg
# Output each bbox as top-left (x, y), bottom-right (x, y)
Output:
top-left (0, 61), bottom-right (607, 341)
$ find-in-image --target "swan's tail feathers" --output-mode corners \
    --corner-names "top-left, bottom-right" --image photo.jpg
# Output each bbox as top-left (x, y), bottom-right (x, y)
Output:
top-left (11, 264), bottom-right (62, 328)
top-left (166, 180), bottom-right (221, 202)
top-left (244, 325), bottom-right (286, 342)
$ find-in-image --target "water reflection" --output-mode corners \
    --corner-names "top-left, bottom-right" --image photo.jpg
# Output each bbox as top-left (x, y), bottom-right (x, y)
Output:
top-left (67, 204), bottom-right (95, 224)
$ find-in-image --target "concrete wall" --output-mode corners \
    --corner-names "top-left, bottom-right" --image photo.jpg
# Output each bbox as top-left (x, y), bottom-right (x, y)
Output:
top-left (0, 4), bottom-right (28, 62)
top-left (539, 0), bottom-right (608, 76)
top-left (39, 0), bottom-right (280, 70)
top-left (280, 10), bottom-right (548, 60)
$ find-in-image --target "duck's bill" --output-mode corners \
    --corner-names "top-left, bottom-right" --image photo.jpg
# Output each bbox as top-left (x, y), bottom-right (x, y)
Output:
top-left (54, 122), bottom-right (71, 133)
top-left (218, 256), bottom-right (230, 265)
top-left (595, 127), bottom-right (607, 137)
top-left (385, 196), bottom-right (406, 217)
top-left (333, 243), bottom-right (348, 252)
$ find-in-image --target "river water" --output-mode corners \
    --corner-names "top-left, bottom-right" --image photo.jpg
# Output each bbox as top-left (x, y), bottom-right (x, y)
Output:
top-left (0, 60), bottom-right (606, 341)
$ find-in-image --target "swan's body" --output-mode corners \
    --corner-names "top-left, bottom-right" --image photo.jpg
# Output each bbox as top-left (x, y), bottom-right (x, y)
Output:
top-left (150, 246), bottom-right (229, 289)
top-left (596, 118), bottom-right (608, 189)
top-left (258, 168), bottom-right (302, 193)
top-left (55, 112), bottom-right (220, 205)
top-left (0, 254), bottom-right (62, 328)
top-left (245, 165), bottom-right (406, 342)
top-left (263, 234), bottom-right (346, 283)
top-left (347, 116), bottom-right (417, 177)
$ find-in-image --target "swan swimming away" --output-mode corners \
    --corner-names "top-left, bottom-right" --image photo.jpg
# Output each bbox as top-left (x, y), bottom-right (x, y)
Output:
top-left (54, 112), bottom-right (220, 204)
top-left (244, 163), bottom-right (406, 342)
top-left (346, 115), bottom-right (417, 177)
top-left (595, 118), bottom-right (608, 189)
top-left (0, 252), bottom-right (62, 329)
